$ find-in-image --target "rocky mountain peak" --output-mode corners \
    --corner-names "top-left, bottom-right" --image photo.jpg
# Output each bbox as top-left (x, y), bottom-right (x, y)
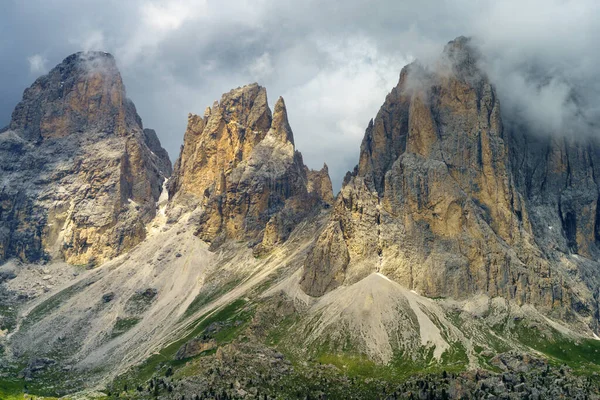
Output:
top-left (306, 35), bottom-right (516, 297)
top-left (271, 96), bottom-right (295, 145)
top-left (9, 51), bottom-right (135, 142)
top-left (355, 36), bottom-right (496, 195)
top-left (301, 35), bottom-right (600, 334)
top-left (217, 83), bottom-right (272, 133)
top-left (0, 52), bottom-right (171, 265)
top-left (442, 35), bottom-right (473, 59)
top-left (168, 85), bottom-right (331, 251)
top-left (440, 36), bottom-right (483, 82)
top-left (167, 83), bottom-right (273, 202)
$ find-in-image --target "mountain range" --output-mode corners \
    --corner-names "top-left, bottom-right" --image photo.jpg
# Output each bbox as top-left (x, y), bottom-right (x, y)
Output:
top-left (1, 37), bottom-right (600, 399)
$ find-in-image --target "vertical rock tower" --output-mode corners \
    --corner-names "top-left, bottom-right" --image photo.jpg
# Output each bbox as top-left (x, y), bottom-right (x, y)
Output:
top-left (168, 83), bottom-right (333, 252)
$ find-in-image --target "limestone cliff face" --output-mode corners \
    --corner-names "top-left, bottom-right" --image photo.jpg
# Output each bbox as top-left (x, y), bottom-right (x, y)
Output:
top-left (509, 130), bottom-right (600, 258)
top-left (0, 52), bottom-right (171, 265)
top-left (301, 37), bottom-right (600, 328)
top-left (168, 84), bottom-right (331, 251)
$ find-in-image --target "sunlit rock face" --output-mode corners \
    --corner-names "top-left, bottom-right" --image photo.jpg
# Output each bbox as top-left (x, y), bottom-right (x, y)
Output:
top-left (301, 37), bottom-right (600, 331)
top-left (0, 51), bottom-right (171, 265)
top-left (168, 83), bottom-right (332, 252)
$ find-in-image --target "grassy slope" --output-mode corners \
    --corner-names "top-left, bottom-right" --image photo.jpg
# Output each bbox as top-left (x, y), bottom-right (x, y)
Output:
top-left (5, 276), bottom-right (600, 398)
top-left (111, 291), bottom-right (600, 398)
top-left (110, 298), bottom-right (254, 392)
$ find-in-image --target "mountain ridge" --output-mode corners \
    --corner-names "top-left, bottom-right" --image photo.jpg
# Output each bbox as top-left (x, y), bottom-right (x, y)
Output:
top-left (2, 39), bottom-right (600, 399)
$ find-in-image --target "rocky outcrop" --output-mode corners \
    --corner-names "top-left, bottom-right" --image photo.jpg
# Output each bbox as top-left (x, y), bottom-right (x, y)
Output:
top-left (175, 338), bottom-right (217, 360)
top-left (168, 84), bottom-right (330, 251)
top-left (306, 164), bottom-right (334, 205)
top-left (299, 220), bottom-right (349, 296)
top-left (301, 37), bottom-right (600, 328)
top-left (0, 51), bottom-right (171, 265)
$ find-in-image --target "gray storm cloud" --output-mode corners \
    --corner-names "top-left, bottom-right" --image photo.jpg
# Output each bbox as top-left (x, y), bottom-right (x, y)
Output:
top-left (1, 0), bottom-right (598, 191)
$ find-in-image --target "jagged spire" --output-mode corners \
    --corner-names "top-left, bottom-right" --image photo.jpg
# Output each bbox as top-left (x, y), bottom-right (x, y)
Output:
top-left (169, 84), bottom-right (330, 251)
top-left (271, 96), bottom-right (295, 146)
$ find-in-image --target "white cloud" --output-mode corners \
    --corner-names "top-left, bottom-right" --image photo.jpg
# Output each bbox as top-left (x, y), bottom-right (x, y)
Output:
top-left (82, 31), bottom-right (106, 52)
top-left (117, 1), bottom-right (206, 65)
top-left (470, 0), bottom-right (600, 135)
top-left (27, 54), bottom-right (47, 74)
top-left (68, 30), bottom-right (105, 52)
top-left (141, 1), bottom-right (198, 31)
top-left (278, 36), bottom-right (410, 188)
top-left (248, 53), bottom-right (274, 81)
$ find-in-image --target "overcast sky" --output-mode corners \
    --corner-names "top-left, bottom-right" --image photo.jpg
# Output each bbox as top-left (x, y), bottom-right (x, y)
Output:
top-left (1, 0), bottom-right (598, 191)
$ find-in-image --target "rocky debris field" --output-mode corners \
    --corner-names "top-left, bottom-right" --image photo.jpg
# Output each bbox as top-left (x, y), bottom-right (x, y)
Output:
top-left (106, 341), bottom-right (600, 400)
